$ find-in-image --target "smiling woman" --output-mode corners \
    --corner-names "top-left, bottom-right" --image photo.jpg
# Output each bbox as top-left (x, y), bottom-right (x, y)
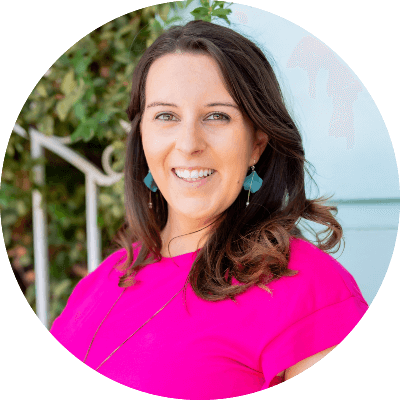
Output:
top-left (140, 53), bottom-right (267, 255)
top-left (49, 20), bottom-right (368, 400)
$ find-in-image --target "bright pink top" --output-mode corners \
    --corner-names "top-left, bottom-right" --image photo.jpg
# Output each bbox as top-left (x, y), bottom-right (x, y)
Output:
top-left (50, 238), bottom-right (368, 399)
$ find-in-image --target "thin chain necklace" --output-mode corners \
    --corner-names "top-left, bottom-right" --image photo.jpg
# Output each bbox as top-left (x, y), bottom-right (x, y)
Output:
top-left (83, 219), bottom-right (218, 371)
top-left (83, 285), bottom-right (185, 371)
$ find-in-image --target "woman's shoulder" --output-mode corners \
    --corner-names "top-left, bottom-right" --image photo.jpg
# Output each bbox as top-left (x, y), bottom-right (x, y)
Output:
top-left (285, 237), bottom-right (367, 305)
top-left (92, 242), bottom-right (142, 279)
top-left (92, 247), bottom-right (128, 277)
top-left (288, 236), bottom-right (344, 274)
top-left (67, 243), bottom-right (140, 301)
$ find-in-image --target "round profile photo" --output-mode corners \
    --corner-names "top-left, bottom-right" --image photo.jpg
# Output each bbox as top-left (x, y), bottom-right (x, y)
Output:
top-left (1, 1), bottom-right (399, 399)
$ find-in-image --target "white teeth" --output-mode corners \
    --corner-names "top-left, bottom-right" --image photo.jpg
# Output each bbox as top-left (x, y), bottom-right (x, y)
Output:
top-left (174, 168), bottom-right (215, 180)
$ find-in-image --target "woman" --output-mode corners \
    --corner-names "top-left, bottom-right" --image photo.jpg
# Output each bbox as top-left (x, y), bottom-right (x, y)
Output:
top-left (50, 20), bottom-right (368, 399)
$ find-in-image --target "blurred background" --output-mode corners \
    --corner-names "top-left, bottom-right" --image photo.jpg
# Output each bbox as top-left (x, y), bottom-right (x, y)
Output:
top-left (1, 1), bottom-right (398, 328)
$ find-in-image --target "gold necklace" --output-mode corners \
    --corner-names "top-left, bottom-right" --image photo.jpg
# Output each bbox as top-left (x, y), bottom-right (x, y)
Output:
top-left (83, 285), bottom-right (185, 371)
top-left (84, 220), bottom-right (218, 371)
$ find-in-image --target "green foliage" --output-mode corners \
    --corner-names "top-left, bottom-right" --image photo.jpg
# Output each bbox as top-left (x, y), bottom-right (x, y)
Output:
top-left (191, 0), bottom-right (232, 24)
top-left (1, 1), bottom-right (233, 326)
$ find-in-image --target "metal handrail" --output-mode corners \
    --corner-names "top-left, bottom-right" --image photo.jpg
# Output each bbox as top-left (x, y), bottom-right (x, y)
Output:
top-left (12, 124), bottom-right (124, 328)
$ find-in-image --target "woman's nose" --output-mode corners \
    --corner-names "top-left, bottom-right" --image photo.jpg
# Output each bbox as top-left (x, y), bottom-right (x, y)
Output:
top-left (174, 120), bottom-right (206, 155)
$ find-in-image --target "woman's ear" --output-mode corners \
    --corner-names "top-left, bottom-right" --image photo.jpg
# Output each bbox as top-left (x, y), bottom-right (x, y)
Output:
top-left (252, 130), bottom-right (269, 163)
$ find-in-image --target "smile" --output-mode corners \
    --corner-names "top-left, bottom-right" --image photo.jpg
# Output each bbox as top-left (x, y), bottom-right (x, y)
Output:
top-left (172, 168), bottom-right (216, 183)
top-left (171, 170), bottom-right (217, 187)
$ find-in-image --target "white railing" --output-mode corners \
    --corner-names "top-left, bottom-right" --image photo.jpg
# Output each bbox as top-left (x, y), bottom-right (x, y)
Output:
top-left (12, 124), bottom-right (124, 328)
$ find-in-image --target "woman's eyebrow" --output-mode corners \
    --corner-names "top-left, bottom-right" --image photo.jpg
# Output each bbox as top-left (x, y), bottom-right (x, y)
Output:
top-left (146, 101), bottom-right (239, 109)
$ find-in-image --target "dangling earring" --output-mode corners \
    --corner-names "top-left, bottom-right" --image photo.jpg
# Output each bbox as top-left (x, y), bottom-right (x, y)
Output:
top-left (243, 159), bottom-right (263, 207)
top-left (144, 170), bottom-right (158, 208)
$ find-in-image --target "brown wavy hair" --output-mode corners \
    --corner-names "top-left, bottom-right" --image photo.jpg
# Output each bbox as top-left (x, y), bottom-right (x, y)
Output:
top-left (113, 20), bottom-right (343, 301)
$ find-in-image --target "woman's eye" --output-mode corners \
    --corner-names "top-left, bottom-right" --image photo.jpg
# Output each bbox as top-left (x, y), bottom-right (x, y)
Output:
top-left (155, 112), bottom-right (230, 122)
top-left (210, 113), bottom-right (229, 121)
top-left (156, 113), bottom-right (176, 121)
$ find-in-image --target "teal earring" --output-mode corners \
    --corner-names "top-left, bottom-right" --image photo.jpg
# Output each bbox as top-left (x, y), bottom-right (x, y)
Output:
top-left (145, 165), bottom-right (262, 207)
top-left (243, 160), bottom-right (263, 207)
top-left (144, 170), bottom-right (158, 209)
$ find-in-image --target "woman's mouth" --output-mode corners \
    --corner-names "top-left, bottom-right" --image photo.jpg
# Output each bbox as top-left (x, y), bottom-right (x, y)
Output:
top-left (172, 168), bottom-right (216, 182)
top-left (172, 168), bottom-right (217, 187)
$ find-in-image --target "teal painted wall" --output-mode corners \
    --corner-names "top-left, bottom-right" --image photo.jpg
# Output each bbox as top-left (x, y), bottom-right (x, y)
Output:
top-left (194, 2), bottom-right (400, 305)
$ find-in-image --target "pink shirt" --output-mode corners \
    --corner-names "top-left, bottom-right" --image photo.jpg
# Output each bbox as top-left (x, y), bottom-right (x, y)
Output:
top-left (50, 238), bottom-right (368, 399)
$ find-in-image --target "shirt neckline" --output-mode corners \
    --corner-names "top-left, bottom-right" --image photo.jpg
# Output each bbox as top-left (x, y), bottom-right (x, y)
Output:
top-left (160, 247), bottom-right (202, 261)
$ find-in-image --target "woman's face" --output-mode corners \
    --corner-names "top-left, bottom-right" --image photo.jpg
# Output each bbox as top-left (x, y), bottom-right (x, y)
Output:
top-left (140, 53), bottom-right (267, 225)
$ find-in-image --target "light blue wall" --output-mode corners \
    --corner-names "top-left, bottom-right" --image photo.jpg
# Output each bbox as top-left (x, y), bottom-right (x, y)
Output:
top-left (180, 2), bottom-right (400, 305)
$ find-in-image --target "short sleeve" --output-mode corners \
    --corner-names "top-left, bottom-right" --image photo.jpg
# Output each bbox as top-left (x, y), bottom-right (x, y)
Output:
top-left (260, 293), bottom-right (368, 389)
top-left (259, 238), bottom-right (369, 389)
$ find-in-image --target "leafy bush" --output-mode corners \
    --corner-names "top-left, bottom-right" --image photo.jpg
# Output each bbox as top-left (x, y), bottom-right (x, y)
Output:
top-left (1, 1), bottom-right (233, 326)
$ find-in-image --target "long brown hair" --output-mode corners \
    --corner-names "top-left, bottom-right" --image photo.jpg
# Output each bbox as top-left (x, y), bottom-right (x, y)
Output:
top-left (113, 20), bottom-right (343, 300)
